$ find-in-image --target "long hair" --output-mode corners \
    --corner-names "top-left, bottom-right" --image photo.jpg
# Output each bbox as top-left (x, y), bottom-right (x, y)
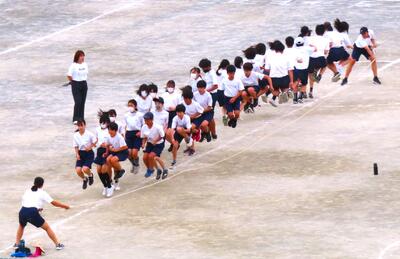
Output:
top-left (73, 50), bottom-right (85, 63)
top-left (31, 177), bottom-right (44, 192)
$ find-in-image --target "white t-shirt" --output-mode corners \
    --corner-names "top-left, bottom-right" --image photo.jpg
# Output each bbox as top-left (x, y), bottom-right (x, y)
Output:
top-left (67, 62), bottom-right (88, 81)
top-left (106, 133), bottom-right (127, 149)
top-left (153, 109), bottom-right (169, 128)
top-left (182, 100), bottom-right (204, 118)
top-left (171, 114), bottom-right (191, 129)
top-left (161, 91), bottom-right (181, 112)
top-left (216, 69), bottom-right (227, 90)
top-left (243, 58), bottom-right (262, 73)
top-left (114, 120), bottom-right (125, 136)
top-left (73, 130), bottom-right (96, 150)
top-left (355, 30), bottom-right (375, 48)
top-left (254, 54), bottom-right (266, 69)
top-left (135, 96), bottom-right (153, 113)
top-left (95, 126), bottom-right (110, 146)
top-left (265, 52), bottom-right (293, 78)
top-left (324, 30), bottom-right (344, 48)
top-left (234, 67), bottom-right (244, 80)
top-left (341, 32), bottom-right (352, 48)
top-left (308, 35), bottom-right (330, 58)
top-left (220, 77), bottom-right (244, 97)
top-left (239, 71), bottom-right (264, 87)
top-left (141, 124), bottom-right (165, 144)
top-left (124, 111), bottom-right (144, 131)
top-left (204, 70), bottom-right (219, 93)
top-left (22, 189), bottom-right (53, 209)
top-left (294, 46), bottom-right (315, 70)
top-left (194, 91), bottom-right (212, 109)
top-left (284, 47), bottom-right (297, 68)
top-left (189, 77), bottom-right (202, 93)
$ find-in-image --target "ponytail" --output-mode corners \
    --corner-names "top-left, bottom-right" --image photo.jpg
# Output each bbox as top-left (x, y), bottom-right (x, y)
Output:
top-left (216, 59), bottom-right (230, 76)
top-left (31, 177), bottom-right (44, 192)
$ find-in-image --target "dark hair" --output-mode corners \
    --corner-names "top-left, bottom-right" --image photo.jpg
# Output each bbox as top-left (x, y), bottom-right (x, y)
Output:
top-left (76, 119), bottom-right (86, 126)
top-left (108, 109), bottom-right (117, 117)
top-left (148, 83), bottom-right (158, 93)
top-left (166, 80), bottom-right (175, 87)
top-left (255, 43), bottom-right (266, 55)
top-left (137, 84), bottom-right (149, 95)
top-left (334, 19), bottom-right (349, 33)
top-left (190, 67), bottom-right (201, 74)
top-left (300, 26), bottom-right (311, 37)
top-left (182, 88), bottom-right (194, 99)
top-left (243, 62), bottom-right (253, 71)
top-left (197, 80), bottom-right (207, 88)
top-left (73, 50), bottom-right (85, 63)
top-left (128, 99), bottom-right (138, 111)
top-left (342, 21), bottom-right (349, 33)
top-left (226, 65), bottom-right (236, 73)
top-left (243, 46), bottom-right (256, 59)
top-left (98, 109), bottom-right (111, 124)
top-left (31, 177), bottom-right (44, 192)
top-left (234, 56), bottom-right (243, 69)
top-left (285, 36), bottom-right (294, 48)
top-left (199, 58), bottom-right (211, 69)
top-left (180, 85), bottom-right (192, 92)
top-left (109, 122), bottom-right (119, 131)
top-left (324, 22), bottom-right (333, 31)
top-left (315, 24), bottom-right (326, 36)
top-left (176, 104), bottom-right (186, 113)
top-left (269, 40), bottom-right (285, 53)
top-left (216, 59), bottom-right (230, 76)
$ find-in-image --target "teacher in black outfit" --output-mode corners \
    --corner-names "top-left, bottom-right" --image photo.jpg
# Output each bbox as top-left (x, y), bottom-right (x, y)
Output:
top-left (67, 50), bottom-right (88, 122)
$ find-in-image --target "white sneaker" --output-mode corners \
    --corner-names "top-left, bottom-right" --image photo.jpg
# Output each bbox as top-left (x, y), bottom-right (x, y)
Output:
top-left (186, 137), bottom-right (193, 148)
top-left (133, 165), bottom-right (139, 174)
top-left (261, 95), bottom-right (268, 104)
top-left (106, 186), bottom-right (114, 197)
top-left (102, 188), bottom-right (107, 196)
top-left (114, 182), bottom-right (121, 191)
top-left (269, 99), bottom-right (278, 107)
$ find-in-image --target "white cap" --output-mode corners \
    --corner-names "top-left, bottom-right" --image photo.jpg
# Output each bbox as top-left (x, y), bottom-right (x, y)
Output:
top-left (295, 37), bottom-right (304, 46)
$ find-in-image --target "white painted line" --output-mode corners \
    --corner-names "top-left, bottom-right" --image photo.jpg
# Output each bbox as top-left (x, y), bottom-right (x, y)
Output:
top-left (0, 2), bottom-right (141, 56)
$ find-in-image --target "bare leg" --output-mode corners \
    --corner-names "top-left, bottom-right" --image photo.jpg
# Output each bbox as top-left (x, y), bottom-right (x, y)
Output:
top-left (344, 58), bottom-right (356, 78)
top-left (370, 58), bottom-right (378, 77)
top-left (41, 222), bottom-right (59, 245)
top-left (75, 168), bottom-right (84, 179)
top-left (15, 225), bottom-right (24, 245)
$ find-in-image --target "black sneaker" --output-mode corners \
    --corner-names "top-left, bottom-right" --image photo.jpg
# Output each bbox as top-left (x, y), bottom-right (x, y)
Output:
top-left (293, 99), bottom-right (298, 104)
top-left (341, 77), bottom-right (348, 86)
top-left (205, 132), bottom-right (212, 142)
top-left (188, 149), bottom-right (195, 156)
top-left (183, 148), bottom-right (191, 154)
top-left (228, 119), bottom-right (233, 127)
top-left (88, 174), bottom-right (94, 186)
top-left (231, 119), bottom-right (237, 128)
top-left (373, 76), bottom-right (381, 85)
top-left (308, 92), bottom-right (314, 99)
top-left (156, 169), bottom-right (162, 180)
top-left (56, 243), bottom-right (65, 250)
top-left (162, 169), bottom-right (168, 180)
top-left (168, 144), bottom-right (173, 152)
top-left (199, 132), bottom-right (206, 142)
top-left (253, 98), bottom-right (259, 107)
top-left (244, 103), bottom-right (250, 113)
top-left (82, 178), bottom-right (88, 190)
top-left (302, 92), bottom-right (307, 99)
top-left (114, 169), bottom-right (125, 180)
top-left (212, 134), bottom-right (217, 140)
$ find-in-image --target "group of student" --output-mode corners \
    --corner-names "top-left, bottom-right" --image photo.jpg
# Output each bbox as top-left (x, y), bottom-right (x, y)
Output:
top-left (70, 19), bottom-right (382, 198)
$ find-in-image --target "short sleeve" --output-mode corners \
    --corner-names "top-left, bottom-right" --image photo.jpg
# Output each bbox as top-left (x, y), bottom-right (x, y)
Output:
top-left (184, 116), bottom-right (191, 128)
top-left (73, 135), bottom-right (78, 148)
top-left (90, 132), bottom-right (97, 144)
top-left (158, 126), bottom-right (165, 138)
top-left (211, 71), bottom-right (218, 85)
top-left (238, 80), bottom-right (244, 91)
top-left (119, 135), bottom-right (127, 147)
top-left (220, 80), bottom-right (225, 91)
top-left (256, 72), bottom-right (264, 80)
top-left (140, 126), bottom-right (146, 138)
top-left (171, 117), bottom-right (177, 129)
top-left (67, 64), bottom-right (74, 77)
top-left (207, 94), bottom-right (212, 106)
top-left (41, 191), bottom-right (53, 204)
top-left (197, 102), bottom-right (204, 114)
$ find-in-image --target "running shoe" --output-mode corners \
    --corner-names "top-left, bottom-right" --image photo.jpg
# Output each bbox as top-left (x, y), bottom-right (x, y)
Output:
top-left (298, 98), bottom-right (303, 103)
top-left (293, 99), bottom-right (298, 104)
top-left (373, 76), bottom-right (382, 85)
top-left (88, 174), bottom-right (94, 186)
top-left (106, 186), bottom-right (114, 197)
top-left (156, 169), bottom-right (162, 180)
top-left (162, 169), bottom-right (168, 180)
top-left (199, 132), bottom-right (206, 142)
top-left (222, 115), bottom-right (228, 126)
top-left (133, 165), bottom-right (139, 174)
top-left (231, 119), bottom-right (237, 128)
top-left (102, 188), bottom-right (107, 196)
top-left (227, 119), bottom-right (233, 127)
top-left (114, 181), bottom-right (120, 191)
top-left (312, 70), bottom-right (318, 81)
top-left (308, 92), bottom-right (314, 99)
top-left (269, 99), bottom-right (278, 107)
top-left (82, 178), bottom-right (88, 190)
top-left (341, 77), bottom-right (348, 86)
top-left (332, 72), bottom-right (341, 82)
top-left (287, 90), bottom-right (294, 99)
top-left (188, 149), bottom-right (195, 156)
top-left (282, 92), bottom-right (289, 103)
top-left (302, 92), bottom-right (308, 99)
top-left (278, 93), bottom-right (284, 104)
top-left (56, 244), bottom-right (65, 250)
top-left (183, 147), bottom-right (191, 154)
top-left (144, 169), bottom-right (154, 178)
top-left (212, 134), bottom-right (217, 140)
top-left (170, 160), bottom-right (177, 169)
top-left (315, 74), bottom-right (322, 83)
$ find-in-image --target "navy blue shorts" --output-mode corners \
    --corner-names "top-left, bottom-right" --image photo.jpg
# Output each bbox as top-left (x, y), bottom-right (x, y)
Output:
top-left (167, 111), bottom-right (176, 128)
top-left (110, 149), bottom-right (129, 162)
top-left (76, 150), bottom-right (94, 169)
top-left (351, 44), bottom-right (371, 61)
top-left (272, 75), bottom-right (290, 90)
top-left (94, 147), bottom-right (107, 166)
top-left (19, 207), bottom-right (45, 228)
top-left (191, 116), bottom-right (203, 128)
top-left (212, 91), bottom-right (225, 108)
top-left (327, 47), bottom-right (350, 64)
top-left (308, 56), bottom-right (327, 72)
top-left (294, 69), bottom-right (308, 86)
top-left (244, 85), bottom-right (260, 94)
top-left (125, 130), bottom-right (142, 150)
top-left (144, 142), bottom-right (165, 157)
top-left (224, 96), bottom-right (241, 113)
top-left (173, 130), bottom-right (185, 143)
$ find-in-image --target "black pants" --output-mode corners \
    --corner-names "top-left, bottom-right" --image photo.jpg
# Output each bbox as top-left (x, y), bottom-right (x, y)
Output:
top-left (71, 80), bottom-right (88, 122)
